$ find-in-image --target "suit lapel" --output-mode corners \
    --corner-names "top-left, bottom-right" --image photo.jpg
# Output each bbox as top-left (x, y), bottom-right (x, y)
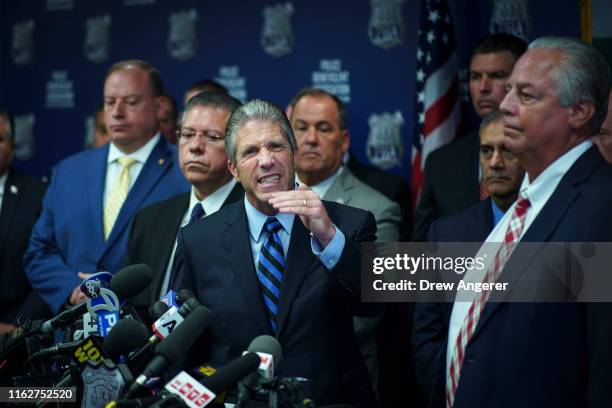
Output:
top-left (149, 194), bottom-right (189, 300)
top-left (222, 183), bottom-right (244, 207)
top-left (322, 168), bottom-right (353, 205)
top-left (0, 170), bottom-right (20, 253)
top-left (104, 138), bottom-right (172, 251)
top-left (275, 219), bottom-right (318, 336)
top-left (474, 147), bottom-right (599, 335)
top-left (222, 203), bottom-right (272, 335)
top-left (88, 145), bottom-right (109, 245)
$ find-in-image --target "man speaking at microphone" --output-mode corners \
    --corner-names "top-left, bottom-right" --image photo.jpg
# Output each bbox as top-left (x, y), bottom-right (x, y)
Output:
top-left (171, 99), bottom-right (382, 407)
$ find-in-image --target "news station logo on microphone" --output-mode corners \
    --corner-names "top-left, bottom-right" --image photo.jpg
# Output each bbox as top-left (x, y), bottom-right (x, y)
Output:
top-left (87, 287), bottom-right (120, 337)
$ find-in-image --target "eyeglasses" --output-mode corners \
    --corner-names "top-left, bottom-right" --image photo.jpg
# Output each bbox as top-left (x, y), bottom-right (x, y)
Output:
top-left (480, 146), bottom-right (516, 160)
top-left (176, 129), bottom-right (225, 145)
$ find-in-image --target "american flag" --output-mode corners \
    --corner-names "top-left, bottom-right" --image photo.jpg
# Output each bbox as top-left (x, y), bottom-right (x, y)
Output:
top-left (411, 0), bottom-right (461, 209)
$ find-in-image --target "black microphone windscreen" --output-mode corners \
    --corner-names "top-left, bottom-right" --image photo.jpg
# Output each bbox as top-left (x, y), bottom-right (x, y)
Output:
top-left (177, 288), bottom-right (196, 304)
top-left (149, 301), bottom-right (170, 321)
top-left (247, 335), bottom-right (282, 368)
top-left (155, 305), bottom-right (212, 362)
top-left (109, 264), bottom-right (153, 299)
top-left (202, 352), bottom-right (261, 394)
top-left (103, 319), bottom-right (149, 362)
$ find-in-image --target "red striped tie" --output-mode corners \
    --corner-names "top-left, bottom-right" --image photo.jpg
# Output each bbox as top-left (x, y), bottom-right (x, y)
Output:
top-left (445, 194), bottom-right (531, 407)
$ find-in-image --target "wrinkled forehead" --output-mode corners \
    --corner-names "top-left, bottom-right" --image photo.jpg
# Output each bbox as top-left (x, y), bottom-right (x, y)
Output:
top-left (236, 119), bottom-right (287, 145)
top-left (480, 121), bottom-right (505, 145)
top-left (510, 48), bottom-right (562, 85)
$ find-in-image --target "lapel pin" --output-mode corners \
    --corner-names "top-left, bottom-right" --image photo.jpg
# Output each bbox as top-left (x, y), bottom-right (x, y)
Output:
top-left (158, 158), bottom-right (165, 165)
top-left (10, 185), bottom-right (18, 194)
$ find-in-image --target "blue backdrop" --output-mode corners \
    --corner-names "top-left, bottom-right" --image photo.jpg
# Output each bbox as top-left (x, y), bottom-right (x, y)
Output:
top-left (0, 0), bottom-right (580, 180)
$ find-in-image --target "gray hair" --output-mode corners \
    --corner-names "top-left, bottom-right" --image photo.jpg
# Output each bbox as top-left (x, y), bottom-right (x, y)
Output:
top-left (225, 99), bottom-right (297, 165)
top-left (182, 90), bottom-right (241, 124)
top-left (528, 36), bottom-right (611, 135)
top-left (479, 109), bottom-right (505, 134)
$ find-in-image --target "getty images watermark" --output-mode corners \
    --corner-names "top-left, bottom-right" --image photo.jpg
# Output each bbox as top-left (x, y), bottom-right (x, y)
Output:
top-left (360, 242), bottom-right (612, 302)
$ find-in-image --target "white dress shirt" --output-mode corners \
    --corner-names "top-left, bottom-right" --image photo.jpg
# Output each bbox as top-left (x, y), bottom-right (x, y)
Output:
top-left (103, 134), bottom-right (160, 207)
top-left (446, 139), bottom-right (593, 373)
top-left (296, 166), bottom-right (343, 198)
top-left (0, 172), bottom-right (7, 212)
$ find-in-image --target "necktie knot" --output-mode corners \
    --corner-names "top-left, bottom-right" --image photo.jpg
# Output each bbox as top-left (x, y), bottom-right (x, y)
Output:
top-left (263, 217), bottom-right (283, 235)
top-left (515, 194), bottom-right (531, 214)
top-left (188, 203), bottom-right (205, 225)
top-left (117, 156), bottom-right (136, 169)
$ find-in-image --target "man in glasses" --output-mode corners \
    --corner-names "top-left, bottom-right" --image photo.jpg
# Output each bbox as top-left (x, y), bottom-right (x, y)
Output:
top-left (125, 91), bottom-right (243, 313)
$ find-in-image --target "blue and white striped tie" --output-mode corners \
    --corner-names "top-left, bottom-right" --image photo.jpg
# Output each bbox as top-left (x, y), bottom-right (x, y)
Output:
top-left (257, 217), bottom-right (285, 332)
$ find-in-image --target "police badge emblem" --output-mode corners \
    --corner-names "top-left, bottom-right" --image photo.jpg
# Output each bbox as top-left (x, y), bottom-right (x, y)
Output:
top-left (366, 111), bottom-right (405, 169)
top-left (14, 114), bottom-right (35, 161)
top-left (261, 3), bottom-right (294, 57)
top-left (12, 20), bottom-right (34, 66)
top-left (168, 9), bottom-right (198, 61)
top-left (490, 0), bottom-right (531, 42)
top-left (368, 0), bottom-right (406, 49)
top-left (84, 15), bottom-right (111, 63)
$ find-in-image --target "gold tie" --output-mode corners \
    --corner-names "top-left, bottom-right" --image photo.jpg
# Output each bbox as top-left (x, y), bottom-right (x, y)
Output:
top-left (104, 156), bottom-right (136, 239)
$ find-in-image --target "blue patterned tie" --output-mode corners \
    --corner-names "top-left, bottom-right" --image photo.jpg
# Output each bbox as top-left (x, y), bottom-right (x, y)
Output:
top-left (257, 217), bottom-right (285, 332)
top-left (188, 203), bottom-right (205, 225)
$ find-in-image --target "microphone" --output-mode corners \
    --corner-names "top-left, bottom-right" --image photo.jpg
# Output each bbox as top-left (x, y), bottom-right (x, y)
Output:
top-left (40, 264), bottom-right (153, 334)
top-left (148, 301), bottom-right (170, 321)
top-left (151, 295), bottom-right (200, 340)
top-left (103, 319), bottom-right (150, 364)
top-left (235, 335), bottom-right (282, 408)
top-left (165, 352), bottom-right (261, 407)
top-left (125, 305), bottom-right (213, 398)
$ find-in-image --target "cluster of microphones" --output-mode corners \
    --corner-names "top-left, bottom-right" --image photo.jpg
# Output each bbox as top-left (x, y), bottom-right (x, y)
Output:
top-left (0, 264), bottom-right (335, 408)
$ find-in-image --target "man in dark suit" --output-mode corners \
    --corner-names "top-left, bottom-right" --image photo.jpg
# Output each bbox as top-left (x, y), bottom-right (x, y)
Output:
top-left (413, 37), bottom-right (612, 408)
top-left (427, 109), bottom-right (524, 243)
top-left (126, 91), bottom-right (243, 313)
top-left (0, 110), bottom-right (48, 333)
top-left (25, 60), bottom-right (189, 313)
top-left (413, 33), bottom-right (527, 241)
top-left (346, 151), bottom-right (413, 240)
top-left (172, 99), bottom-right (382, 407)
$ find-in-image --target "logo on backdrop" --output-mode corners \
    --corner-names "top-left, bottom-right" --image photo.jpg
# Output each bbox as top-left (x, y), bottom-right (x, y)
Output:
top-left (368, 0), bottom-right (406, 49)
top-left (366, 111), bottom-right (405, 169)
top-left (46, 0), bottom-right (74, 11)
top-left (84, 15), bottom-right (111, 63)
top-left (490, 0), bottom-right (531, 41)
top-left (12, 20), bottom-right (34, 66)
top-left (215, 66), bottom-right (247, 102)
top-left (261, 2), bottom-right (294, 57)
top-left (14, 114), bottom-right (35, 161)
top-left (311, 59), bottom-right (351, 103)
top-left (46, 70), bottom-right (75, 109)
top-left (168, 9), bottom-right (198, 61)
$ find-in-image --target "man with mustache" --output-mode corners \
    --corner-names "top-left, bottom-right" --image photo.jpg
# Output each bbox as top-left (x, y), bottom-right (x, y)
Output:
top-left (125, 91), bottom-right (243, 314)
top-left (413, 33), bottom-right (527, 241)
top-left (427, 110), bottom-right (524, 242)
top-left (25, 60), bottom-right (188, 314)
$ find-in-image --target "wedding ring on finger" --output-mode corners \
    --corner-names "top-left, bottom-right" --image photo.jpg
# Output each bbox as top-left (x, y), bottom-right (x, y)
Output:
top-left (303, 199), bottom-right (309, 207)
